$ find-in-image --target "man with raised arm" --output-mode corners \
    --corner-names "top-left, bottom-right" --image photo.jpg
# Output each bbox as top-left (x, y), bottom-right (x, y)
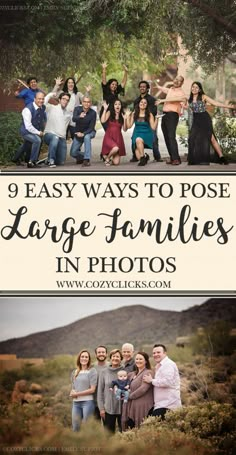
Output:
top-left (156, 76), bottom-right (187, 165)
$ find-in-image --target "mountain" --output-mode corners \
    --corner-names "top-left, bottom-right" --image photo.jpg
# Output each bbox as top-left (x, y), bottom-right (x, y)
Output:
top-left (0, 299), bottom-right (235, 358)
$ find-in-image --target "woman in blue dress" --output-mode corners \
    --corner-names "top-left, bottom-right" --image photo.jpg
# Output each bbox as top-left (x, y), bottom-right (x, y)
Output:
top-left (187, 82), bottom-right (235, 165)
top-left (127, 98), bottom-right (158, 166)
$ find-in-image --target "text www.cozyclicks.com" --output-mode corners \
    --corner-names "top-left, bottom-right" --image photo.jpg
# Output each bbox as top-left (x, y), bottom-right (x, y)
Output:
top-left (56, 280), bottom-right (171, 289)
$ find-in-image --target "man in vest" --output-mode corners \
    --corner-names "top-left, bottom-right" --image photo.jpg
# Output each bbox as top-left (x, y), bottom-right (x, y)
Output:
top-left (13, 77), bottom-right (43, 165)
top-left (18, 92), bottom-right (46, 168)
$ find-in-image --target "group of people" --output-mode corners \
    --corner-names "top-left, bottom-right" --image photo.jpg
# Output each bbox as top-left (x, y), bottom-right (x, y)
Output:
top-left (70, 342), bottom-right (181, 433)
top-left (12, 64), bottom-right (235, 168)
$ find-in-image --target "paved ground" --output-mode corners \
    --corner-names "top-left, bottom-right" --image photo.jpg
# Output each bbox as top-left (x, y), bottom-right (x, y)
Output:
top-left (2, 123), bottom-right (235, 172)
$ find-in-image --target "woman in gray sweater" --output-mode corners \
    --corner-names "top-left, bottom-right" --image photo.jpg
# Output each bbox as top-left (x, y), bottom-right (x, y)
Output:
top-left (97, 348), bottom-right (123, 432)
top-left (70, 350), bottom-right (97, 431)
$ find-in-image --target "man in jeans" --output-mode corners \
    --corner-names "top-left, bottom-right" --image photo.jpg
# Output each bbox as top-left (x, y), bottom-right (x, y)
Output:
top-left (18, 92), bottom-right (46, 168)
top-left (44, 92), bottom-right (71, 167)
top-left (156, 76), bottom-right (187, 165)
top-left (13, 77), bottom-right (43, 164)
top-left (70, 96), bottom-right (96, 167)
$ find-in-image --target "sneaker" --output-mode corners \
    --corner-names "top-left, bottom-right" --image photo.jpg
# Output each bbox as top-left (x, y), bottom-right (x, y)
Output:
top-left (82, 159), bottom-right (91, 167)
top-left (130, 156), bottom-right (138, 162)
top-left (76, 158), bottom-right (84, 164)
top-left (27, 161), bottom-right (36, 168)
top-left (49, 160), bottom-right (56, 168)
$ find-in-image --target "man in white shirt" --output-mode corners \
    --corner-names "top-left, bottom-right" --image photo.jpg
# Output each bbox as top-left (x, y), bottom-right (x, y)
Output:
top-left (143, 344), bottom-right (181, 419)
top-left (44, 92), bottom-right (72, 167)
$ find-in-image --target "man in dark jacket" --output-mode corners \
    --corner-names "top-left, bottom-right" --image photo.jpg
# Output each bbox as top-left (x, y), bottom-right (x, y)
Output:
top-left (70, 96), bottom-right (96, 166)
top-left (130, 80), bottom-right (162, 162)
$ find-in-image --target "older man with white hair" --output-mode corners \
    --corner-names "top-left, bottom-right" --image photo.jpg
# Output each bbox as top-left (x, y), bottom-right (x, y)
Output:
top-left (121, 343), bottom-right (135, 373)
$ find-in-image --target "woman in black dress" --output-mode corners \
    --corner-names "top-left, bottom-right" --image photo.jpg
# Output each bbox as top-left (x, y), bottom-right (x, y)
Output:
top-left (187, 81), bottom-right (235, 165)
top-left (100, 62), bottom-right (128, 130)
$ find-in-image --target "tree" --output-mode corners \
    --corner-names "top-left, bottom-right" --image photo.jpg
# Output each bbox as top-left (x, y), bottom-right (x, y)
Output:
top-left (0, 0), bottom-right (235, 83)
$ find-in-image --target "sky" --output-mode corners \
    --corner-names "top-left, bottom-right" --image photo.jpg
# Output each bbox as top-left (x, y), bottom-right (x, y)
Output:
top-left (0, 297), bottom-right (207, 341)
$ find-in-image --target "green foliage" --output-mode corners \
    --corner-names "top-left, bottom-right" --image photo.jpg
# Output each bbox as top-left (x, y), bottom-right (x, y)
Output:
top-left (190, 321), bottom-right (236, 356)
top-left (214, 112), bottom-right (236, 156)
top-left (0, 112), bottom-right (22, 164)
top-left (133, 402), bottom-right (236, 454)
top-left (1, 0), bottom-right (235, 85)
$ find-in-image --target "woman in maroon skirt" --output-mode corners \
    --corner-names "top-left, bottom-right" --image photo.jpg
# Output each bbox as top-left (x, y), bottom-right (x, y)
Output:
top-left (101, 100), bottom-right (129, 166)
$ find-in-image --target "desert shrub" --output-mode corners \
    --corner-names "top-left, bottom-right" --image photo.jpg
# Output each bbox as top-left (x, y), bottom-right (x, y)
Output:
top-left (0, 369), bottom-right (22, 392)
top-left (190, 321), bottom-right (235, 357)
top-left (0, 112), bottom-right (22, 164)
top-left (0, 414), bottom-right (213, 455)
top-left (135, 402), bottom-right (236, 454)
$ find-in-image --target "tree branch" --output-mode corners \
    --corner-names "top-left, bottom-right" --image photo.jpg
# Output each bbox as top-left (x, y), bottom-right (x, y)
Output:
top-left (186, 0), bottom-right (236, 38)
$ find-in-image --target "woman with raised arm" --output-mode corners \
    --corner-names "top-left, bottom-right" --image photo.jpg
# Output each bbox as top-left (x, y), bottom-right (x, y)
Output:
top-left (101, 100), bottom-right (129, 166)
top-left (53, 77), bottom-right (92, 139)
top-left (70, 350), bottom-right (97, 431)
top-left (127, 98), bottom-right (158, 166)
top-left (100, 62), bottom-right (128, 130)
top-left (187, 81), bottom-right (235, 165)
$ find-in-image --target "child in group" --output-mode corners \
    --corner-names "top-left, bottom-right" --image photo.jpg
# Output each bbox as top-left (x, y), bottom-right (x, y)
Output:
top-left (110, 370), bottom-right (130, 403)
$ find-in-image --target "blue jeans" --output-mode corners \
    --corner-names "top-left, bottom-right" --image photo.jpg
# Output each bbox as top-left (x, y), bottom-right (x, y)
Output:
top-left (70, 131), bottom-right (96, 161)
top-left (72, 400), bottom-right (95, 431)
top-left (44, 133), bottom-right (67, 165)
top-left (115, 388), bottom-right (129, 403)
top-left (20, 133), bottom-right (42, 162)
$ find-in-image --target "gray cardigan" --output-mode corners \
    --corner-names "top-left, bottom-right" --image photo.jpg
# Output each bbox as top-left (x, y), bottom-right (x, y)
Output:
top-left (97, 365), bottom-right (123, 415)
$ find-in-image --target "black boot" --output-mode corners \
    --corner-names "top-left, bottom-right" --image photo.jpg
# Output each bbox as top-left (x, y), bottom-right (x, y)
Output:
top-left (145, 153), bottom-right (150, 164)
top-left (219, 156), bottom-right (228, 165)
top-left (138, 156), bottom-right (146, 166)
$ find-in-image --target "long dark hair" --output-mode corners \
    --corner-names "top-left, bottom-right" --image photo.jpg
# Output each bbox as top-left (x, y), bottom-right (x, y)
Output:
top-left (109, 100), bottom-right (124, 124)
top-left (134, 99), bottom-right (150, 122)
top-left (62, 77), bottom-right (78, 94)
top-left (134, 351), bottom-right (151, 373)
top-left (189, 81), bottom-right (205, 103)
